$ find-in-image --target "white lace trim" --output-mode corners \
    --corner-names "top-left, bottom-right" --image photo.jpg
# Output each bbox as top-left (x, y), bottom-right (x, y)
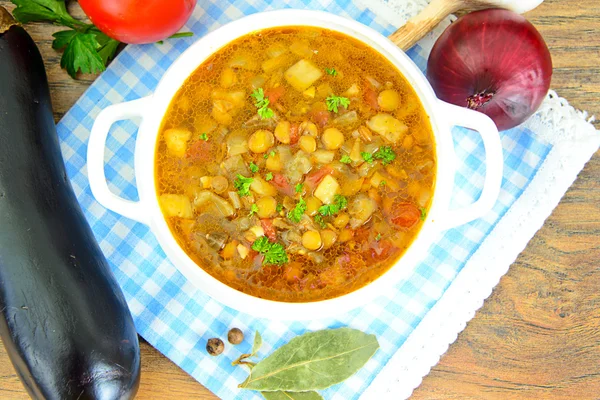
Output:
top-left (359, 1), bottom-right (600, 398)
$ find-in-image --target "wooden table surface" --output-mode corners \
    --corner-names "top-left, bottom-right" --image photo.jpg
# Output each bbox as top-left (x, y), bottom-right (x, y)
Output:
top-left (1, 0), bottom-right (599, 398)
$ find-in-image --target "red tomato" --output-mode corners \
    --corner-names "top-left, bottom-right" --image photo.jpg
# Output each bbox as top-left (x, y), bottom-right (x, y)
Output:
top-left (390, 202), bottom-right (421, 229)
top-left (363, 78), bottom-right (380, 110)
top-left (289, 123), bottom-right (300, 145)
top-left (79, 0), bottom-right (196, 44)
top-left (264, 86), bottom-right (285, 105)
top-left (260, 219), bottom-right (278, 241)
top-left (311, 110), bottom-right (330, 128)
top-left (185, 140), bottom-right (213, 161)
top-left (305, 166), bottom-right (334, 187)
top-left (271, 174), bottom-right (295, 196)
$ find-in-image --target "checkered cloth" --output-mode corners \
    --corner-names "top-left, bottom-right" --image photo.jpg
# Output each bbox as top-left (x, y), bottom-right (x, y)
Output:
top-left (55, 1), bottom-right (597, 399)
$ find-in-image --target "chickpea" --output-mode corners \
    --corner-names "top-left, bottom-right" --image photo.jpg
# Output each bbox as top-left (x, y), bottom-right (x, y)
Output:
top-left (274, 121), bottom-right (291, 144)
top-left (377, 89), bottom-right (400, 111)
top-left (248, 129), bottom-right (275, 153)
top-left (299, 136), bottom-right (317, 153)
top-left (300, 121), bottom-right (319, 137)
top-left (333, 213), bottom-right (350, 229)
top-left (305, 196), bottom-right (323, 216)
top-left (256, 196), bottom-right (277, 218)
top-left (211, 176), bottom-right (229, 194)
top-left (302, 230), bottom-right (322, 250)
top-left (338, 228), bottom-right (354, 243)
top-left (321, 230), bottom-right (337, 249)
top-left (321, 128), bottom-right (345, 150)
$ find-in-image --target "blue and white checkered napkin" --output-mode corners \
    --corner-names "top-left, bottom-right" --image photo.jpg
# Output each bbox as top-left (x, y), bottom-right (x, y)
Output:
top-left (56, 0), bottom-right (600, 398)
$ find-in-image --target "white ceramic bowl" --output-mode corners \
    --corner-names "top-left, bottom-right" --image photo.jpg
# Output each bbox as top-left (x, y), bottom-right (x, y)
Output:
top-left (88, 10), bottom-right (503, 320)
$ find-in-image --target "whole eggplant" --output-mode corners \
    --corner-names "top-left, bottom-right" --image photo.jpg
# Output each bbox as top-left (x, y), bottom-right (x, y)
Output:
top-left (0, 7), bottom-right (140, 399)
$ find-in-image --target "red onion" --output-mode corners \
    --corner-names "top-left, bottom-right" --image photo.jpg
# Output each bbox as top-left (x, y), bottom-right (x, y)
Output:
top-left (427, 9), bottom-right (552, 131)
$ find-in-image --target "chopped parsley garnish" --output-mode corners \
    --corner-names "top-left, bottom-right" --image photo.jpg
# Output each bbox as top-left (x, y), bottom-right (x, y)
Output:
top-left (325, 67), bottom-right (338, 77)
top-left (263, 150), bottom-right (276, 159)
top-left (265, 172), bottom-right (273, 181)
top-left (295, 183), bottom-right (304, 193)
top-left (251, 237), bottom-right (289, 265)
top-left (376, 233), bottom-right (382, 241)
top-left (249, 162), bottom-right (259, 173)
top-left (325, 95), bottom-right (350, 113)
top-left (361, 152), bottom-right (374, 164)
top-left (199, 132), bottom-right (208, 141)
top-left (318, 195), bottom-right (348, 216)
top-left (340, 154), bottom-right (352, 164)
top-left (250, 88), bottom-right (274, 119)
top-left (314, 214), bottom-right (327, 229)
top-left (249, 203), bottom-right (259, 217)
top-left (276, 203), bottom-right (283, 212)
top-left (288, 198), bottom-right (307, 223)
top-left (233, 174), bottom-right (253, 197)
top-left (380, 180), bottom-right (387, 187)
top-left (420, 207), bottom-right (427, 221)
top-left (374, 146), bottom-right (397, 165)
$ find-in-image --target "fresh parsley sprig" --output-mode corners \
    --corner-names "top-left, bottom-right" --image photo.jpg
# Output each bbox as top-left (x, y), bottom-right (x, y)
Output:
top-left (252, 237), bottom-right (288, 265)
top-left (288, 198), bottom-right (307, 223)
top-left (326, 94), bottom-right (350, 113)
top-left (234, 175), bottom-right (253, 197)
top-left (250, 88), bottom-right (274, 119)
top-left (318, 195), bottom-right (348, 216)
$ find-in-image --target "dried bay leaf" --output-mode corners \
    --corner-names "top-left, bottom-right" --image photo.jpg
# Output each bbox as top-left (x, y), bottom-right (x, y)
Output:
top-left (233, 331), bottom-right (263, 367)
top-left (261, 391), bottom-right (323, 400)
top-left (239, 328), bottom-right (379, 391)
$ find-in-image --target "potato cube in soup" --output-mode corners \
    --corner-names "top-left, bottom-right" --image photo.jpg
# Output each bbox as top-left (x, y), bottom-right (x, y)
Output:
top-left (284, 59), bottom-right (323, 92)
top-left (314, 175), bottom-right (340, 204)
top-left (164, 128), bottom-right (191, 157)
top-left (366, 113), bottom-right (408, 144)
top-left (160, 194), bottom-right (193, 219)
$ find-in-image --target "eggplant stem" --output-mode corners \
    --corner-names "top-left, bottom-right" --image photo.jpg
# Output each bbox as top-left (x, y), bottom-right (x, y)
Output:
top-left (467, 91), bottom-right (495, 110)
top-left (0, 6), bottom-right (17, 35)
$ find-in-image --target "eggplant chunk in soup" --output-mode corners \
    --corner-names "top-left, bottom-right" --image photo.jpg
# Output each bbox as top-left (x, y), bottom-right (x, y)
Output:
top-left (155, 27), bottom-right (436, 302)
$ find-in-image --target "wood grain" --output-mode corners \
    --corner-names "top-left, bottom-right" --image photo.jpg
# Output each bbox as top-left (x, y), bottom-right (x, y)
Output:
top-left (0, 0), bottom-right (598, 398)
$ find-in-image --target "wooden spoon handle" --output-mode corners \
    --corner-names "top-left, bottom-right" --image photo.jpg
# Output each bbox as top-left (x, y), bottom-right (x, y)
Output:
top-left (388, 0), bottom-right (462, 50)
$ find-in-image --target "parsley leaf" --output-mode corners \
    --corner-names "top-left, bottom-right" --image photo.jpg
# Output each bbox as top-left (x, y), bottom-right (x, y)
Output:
top-left (56, 32), bottom-right (106, 78)
top-left (276, 203), bottom-right (283, 212)
top-left (361, 152), bottom-right (374, 164)
top-left (265, 172), bottom-right (273, 181)
top-left (11, 0), bottom-right (82, 27)
top-left (295, 183), bottom-right (304, 193)
top-left (199, 133), bottom-right (209, 141)
top-left (325, 67), bottom-right (338, 77)
top-left (318, 195), bottom-right (348, 216)
top-left (325, 95), bottom-right (350, 113)
top-left (420, 207), bottom-right (427, 221)
top-left (234, 175), bottom-right (253, 197)
top-left (380, 180), bottom-right (387, 187)
top-left (250, 88), bottom-right (274, 119)
top-left (249, 162), bottom-right (259, 173)
top-left (376, 233), bottom-right (382, 241)
top-left (249, 203), bottom-right (259, 217)
top-left (288, 198), bottom-right (307, 223)
top-left (263, 150), bottom-right (276, 159)
top-left (340, 154), bottom-right (352, 164)
top-left (374, 146), bottom-right (397, 165)
top-left (251, 237), bottom-right (289, 265)
top-left (314, 214), bottom-right (327, 229)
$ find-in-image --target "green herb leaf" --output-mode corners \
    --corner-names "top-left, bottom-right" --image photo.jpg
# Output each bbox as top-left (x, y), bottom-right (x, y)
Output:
top-left (340, 154), bottom-right (352, 164)
top-left (374, 146), bottom-right (397, 165)
top-left (234, 175), bottom-right (254, 197)
top-left (263, 150), bottom-right (276, 159)
top-left (251, 88), bottom-right (274, 119)
top-left (239, 328), bottom-right (379, 391)
top-left (314, 214), bottom-right (327, 229)
top-left (249, 162), bottom-right (259, 173)
top-left (361, 152), bottom-right (374, 164)
top-left (318, 195), bottom-right (347, 216)
top-left (168, 32), bottom-right (194, 39)
top-left (251, 331), bottom-right (263, 356)
top-left (288, 198), bottom-right (307, 223)
top-left (95, 32), bottom-right (120, 65)
top-left (265, 172), bottom-right (274, 181)
top-left (376, 233), bottom-right (382, 241)
top-left (420, 207), bottom-right (427, 221)
top-left (324, 67), bottom-right (338, 77)
top-left (11, 0), bottom-right (82, 27)
top-left (276, 203), bottom-right (283, 212)
top-left (57, 31), bottom-right (106, 78)
top-left (233, 331), bottom-right (262, 368)
top-left (249, 203), bottom-right (259, 217)
top-left (295, 183), bottom-right (304, 193)
top-left (252, 237), bottom-right (288, 265)
top-left (199, 132), bottom-right (209, 141)
top-left (262, 391), bottom-right (324, 400)
top-left (380, 180), bottom-right (387, 187)
top-left (325, 94), bottom-right (350, 113)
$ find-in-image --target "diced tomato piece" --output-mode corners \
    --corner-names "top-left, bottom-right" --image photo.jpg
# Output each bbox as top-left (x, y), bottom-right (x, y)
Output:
top-left (305, 166), bottom-right (334, 188)
top-left (311, 110), bottom-right (330, 128)
top-left (185, 139), bottom-right (213, 161)
top-left (390, 202), bottom-right (421, 229)
top-left (369, 239), bottom-right (396, 261)
top-left (261, 219), bottom-right (278, 241)
top-left (271, 173), bottom-right (295, 196)
top-left (264, 86), bottom-right (285, 105)
top-left (289, 123), bottom-right (300, 145)
top-left (363, 78), bottom-right (379, 110)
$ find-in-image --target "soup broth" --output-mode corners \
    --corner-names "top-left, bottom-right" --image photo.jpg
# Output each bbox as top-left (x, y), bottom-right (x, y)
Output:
top-left (155, 27), bottom-right (436, 302)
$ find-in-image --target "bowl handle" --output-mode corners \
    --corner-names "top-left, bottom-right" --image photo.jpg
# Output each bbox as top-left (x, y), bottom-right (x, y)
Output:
top-left (436, 100), bottom-right (504, 231)
top-left (87, 97), bottom-right (152, 225)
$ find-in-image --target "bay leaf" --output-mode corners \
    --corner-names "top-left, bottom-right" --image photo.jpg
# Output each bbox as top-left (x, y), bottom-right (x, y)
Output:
top-left (239, 328), bottom-right (379, 391)
top-left (233, 331), bottom-right (263, 367)
top-left (252, 330), bottom-right (263, 355)
top-left (261, 391), bottom-right (323, 400)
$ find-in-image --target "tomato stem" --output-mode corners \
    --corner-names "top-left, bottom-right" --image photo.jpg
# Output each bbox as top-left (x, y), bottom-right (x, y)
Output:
top-left (466, 91), bottom-right (495, 110)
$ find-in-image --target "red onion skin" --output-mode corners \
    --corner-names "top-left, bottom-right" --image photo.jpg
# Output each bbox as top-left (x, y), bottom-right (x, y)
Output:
top-left (427, 9), bottom-right (553, 131)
